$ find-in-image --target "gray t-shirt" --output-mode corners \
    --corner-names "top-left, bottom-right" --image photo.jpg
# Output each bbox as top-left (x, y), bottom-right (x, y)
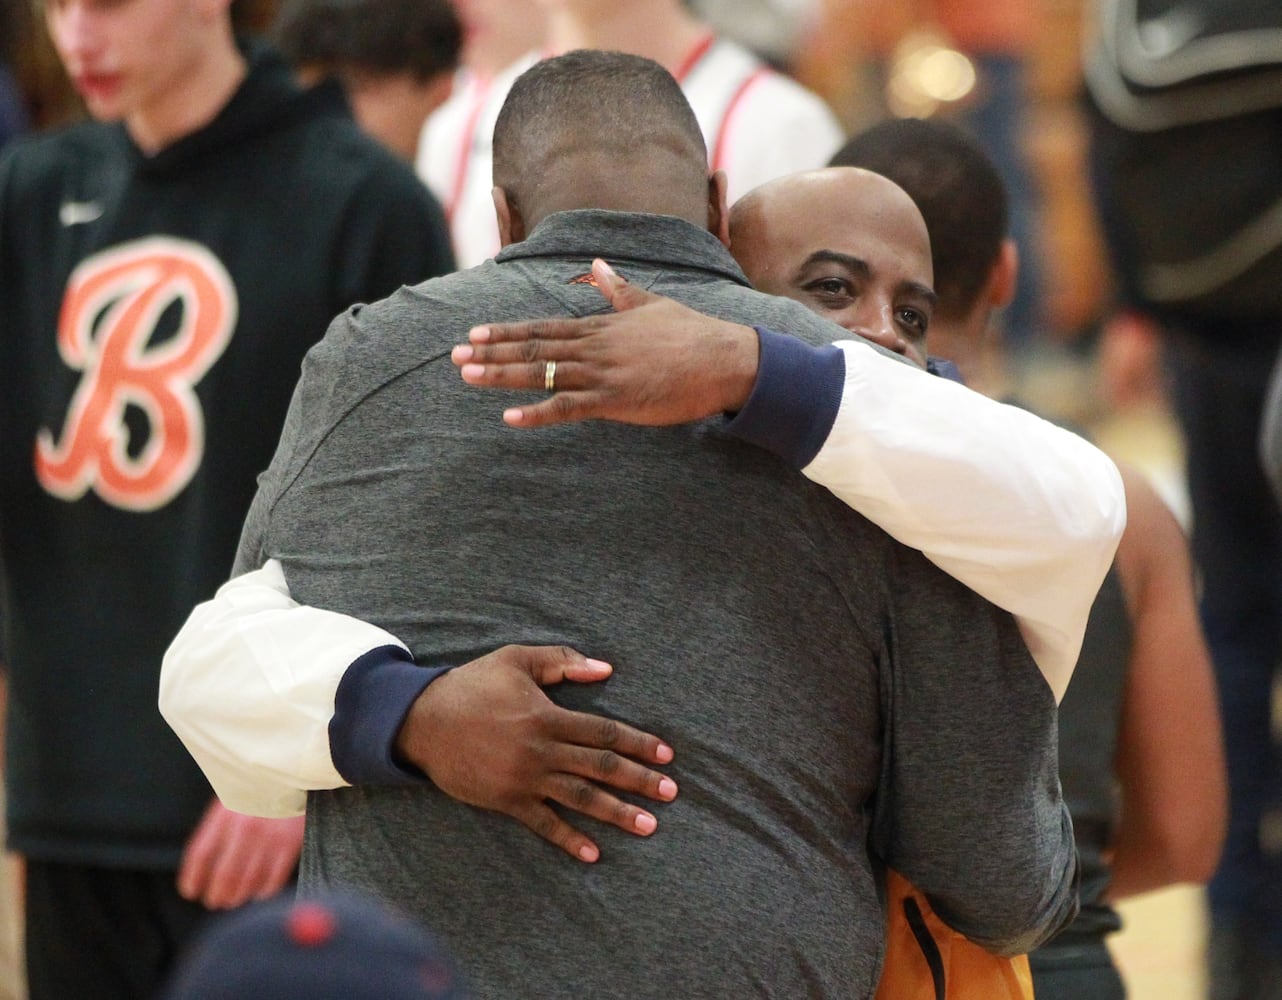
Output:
top-left (236, 210), bottom-right (1076, 999)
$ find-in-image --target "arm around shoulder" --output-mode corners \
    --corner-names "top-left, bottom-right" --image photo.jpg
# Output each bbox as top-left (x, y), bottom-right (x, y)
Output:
top-left (1106, 466), bottom-right (1226, 899)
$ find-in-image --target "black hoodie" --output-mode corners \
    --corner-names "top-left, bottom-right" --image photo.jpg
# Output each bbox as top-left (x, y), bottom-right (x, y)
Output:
top-left (0, 42), bottom-right (453, 868)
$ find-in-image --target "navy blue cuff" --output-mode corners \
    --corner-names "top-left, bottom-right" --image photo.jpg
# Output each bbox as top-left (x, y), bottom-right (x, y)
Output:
top-left (329, 645), bottom-right (453, 786)
top-left (724, 327), bottom-right (846, 469)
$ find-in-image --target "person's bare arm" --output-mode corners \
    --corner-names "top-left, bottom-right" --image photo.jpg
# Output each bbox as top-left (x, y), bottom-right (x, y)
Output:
top-left (1106, 466), bottom-right (1226, 899)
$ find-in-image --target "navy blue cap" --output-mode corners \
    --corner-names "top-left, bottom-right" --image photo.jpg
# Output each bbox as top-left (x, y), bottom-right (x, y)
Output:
top-left (161, 890), bottom-right (467, 999)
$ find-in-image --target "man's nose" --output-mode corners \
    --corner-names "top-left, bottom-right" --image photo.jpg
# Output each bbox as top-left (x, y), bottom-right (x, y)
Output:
top-left (853, 303), bottom-right (908, 357)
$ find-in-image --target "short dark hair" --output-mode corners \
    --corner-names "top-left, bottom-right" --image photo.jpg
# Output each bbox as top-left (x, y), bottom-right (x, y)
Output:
top-left (831, 118), bottom-right (1009, 320)
top-left (492, 49), bottom-right (707, 196)
top-left (271, 0), bottom-right (461, 82)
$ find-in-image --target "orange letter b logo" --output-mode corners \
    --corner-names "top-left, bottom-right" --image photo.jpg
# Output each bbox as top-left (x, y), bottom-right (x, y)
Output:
top-left (35, 238), bottom-right (237, 512)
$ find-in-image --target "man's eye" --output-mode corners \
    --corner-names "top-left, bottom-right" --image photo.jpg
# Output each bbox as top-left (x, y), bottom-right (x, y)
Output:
top-left (898, 308), bottom-right (929, 336)
top-left (807, 278), bottom-right (850, 297)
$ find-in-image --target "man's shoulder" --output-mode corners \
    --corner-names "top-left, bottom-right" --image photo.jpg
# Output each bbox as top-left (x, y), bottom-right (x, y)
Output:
top-left (1, 122), bottom-right (119, 179)
top-left (376, 258), bottom-right (573, 333)
top-left (0, 124), bottom-right (124, 231)
top-left (252, 106), bottom-right (445, 243)
top-left (275, 104), bottom-right (425, 193)
top-left (275, 267), bottom-right (505, 452)
top-left (310, 264), bottom-right (503, 362)
top-left (362, 263), bottom-right (495, 319)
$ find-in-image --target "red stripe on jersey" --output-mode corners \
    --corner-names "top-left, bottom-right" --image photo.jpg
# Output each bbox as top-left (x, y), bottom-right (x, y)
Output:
top-left (674, 31), bottom-right (716, 83)
top-left (710, 67), bottom-right (771, 174)
top-left (446, 77), bottom-right (491, 225)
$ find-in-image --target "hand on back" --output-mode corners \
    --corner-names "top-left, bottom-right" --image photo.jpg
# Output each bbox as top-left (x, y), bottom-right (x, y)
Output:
top-left (397, 643), bottom-right (678, 862)
top-left (452, 259), bottom-right (759, 428)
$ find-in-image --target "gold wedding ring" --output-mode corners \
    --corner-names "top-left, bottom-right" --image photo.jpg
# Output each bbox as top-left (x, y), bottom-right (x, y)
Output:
top-left (544, 360), bottom-right (557, 392)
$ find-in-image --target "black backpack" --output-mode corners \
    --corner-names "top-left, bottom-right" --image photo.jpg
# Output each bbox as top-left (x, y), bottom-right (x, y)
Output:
top-left (1084, 0), bottom-right (1282, 318)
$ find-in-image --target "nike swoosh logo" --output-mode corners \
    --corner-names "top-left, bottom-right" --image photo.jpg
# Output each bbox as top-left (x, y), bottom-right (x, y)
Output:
top-left (59, 201), bottom-right (104, 227)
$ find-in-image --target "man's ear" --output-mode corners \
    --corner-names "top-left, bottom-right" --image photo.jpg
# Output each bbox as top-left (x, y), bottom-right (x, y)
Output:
top-left (492, 186), bottom-right (525, 247)
top-left (707, 170), bottom-right (731, 248)
top-left (987, 237), bottom-right (1019, 309)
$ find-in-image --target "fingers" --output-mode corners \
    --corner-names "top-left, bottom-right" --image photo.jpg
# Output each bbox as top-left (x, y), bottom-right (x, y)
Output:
top-left (452, 343), bottom-right (592, 398)
top-left (467, 316), bottom-right (596, 347)
top-left (501, 393), bottom-right (605, 428)
top-left (513, 644), bottom-right (612, 687)
top-left (243, 815), bottom-right (305, 902)
top-left (560, 654), bottom-right (614, 683)
top-left (455, 352), bottom-right (561, 390)
top-left (514, 801), bottom-right (602, 864)
top-left (591, 258), bottom-right (624, 304)
top-left (176, 803), bottom-right (220, 903)
top-left (591, 259), bottom-right (653, 314)
top-left (500, 398), bottom-right (585, 428)
top-left (509, 645), bottom-right (677, 770)
top-left (543, 775), bottom-right (661, 839)
top-left (454, 353), bottom-right (617, 429)
top-left (558, 708), bottom-right (676, 769)
top-left (200, 818), bottom-right (301, 909)
top-left (540, 703), bottom-right (679, 800)
top-left (178, 804), bottom-right (304, 910)
top-left (464, 261), bottom-right (656, 350)
top-left (180, 804), bottom-right (256, 910)
top-left (556, 741), bottom-right (679, 804)
top-left (201, 831), bottom-right (259, 910)
top-left (513, 777), bottom-right (664, 864)
top-left (244, 838), bottom-right (301, 902)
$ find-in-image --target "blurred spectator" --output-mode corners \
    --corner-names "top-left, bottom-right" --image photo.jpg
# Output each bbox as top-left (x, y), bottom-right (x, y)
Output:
top-left (1084, 2), bottom-right (1282, 997)
top-left (273, 0), bottom-right (462, 161)
top-left (687, 0), bottom-right (817, 69)
top-left (0, 0), bottom-right (453, 995)
top-left (0, 1), bottom-right (27, 163)
top-left (0, 65), bottom-right (27, 150)
top-left (161, 890), bottom-right (468, 1000)
top-left (3, 0), bottom-right (81, 132)
top-left (0, 15), bottom-right (27, 997)
top-left (450, 0), bottom-right (547, 81)
top-left (419, 0), bottom-right (844, 267)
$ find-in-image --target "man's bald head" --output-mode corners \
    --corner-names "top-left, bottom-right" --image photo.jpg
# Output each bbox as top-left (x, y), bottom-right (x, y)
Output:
top-left (492, 49), bottom-right (716, 237)
top-left (831, 118), bottom-right (1008, 323)
top-left (729, 168), bottom-right (936, 366)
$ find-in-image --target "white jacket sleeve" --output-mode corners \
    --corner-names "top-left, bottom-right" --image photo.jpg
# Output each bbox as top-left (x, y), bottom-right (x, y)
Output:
top-left (804, 341), bottom-right (1127, 702)
top-left (159, 559), bottom-right (403, 817)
